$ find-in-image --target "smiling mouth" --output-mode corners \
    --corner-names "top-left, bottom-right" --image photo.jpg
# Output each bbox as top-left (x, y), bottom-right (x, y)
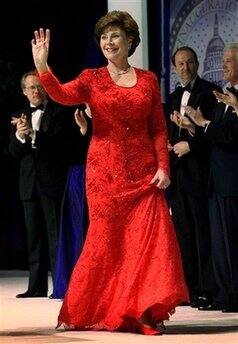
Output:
top-left (106, 48), bottom-right (117, 52)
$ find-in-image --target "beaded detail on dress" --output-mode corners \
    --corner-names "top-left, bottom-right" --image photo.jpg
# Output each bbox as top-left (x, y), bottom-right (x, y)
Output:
top-left (39, 67), bottom-right (189, 334)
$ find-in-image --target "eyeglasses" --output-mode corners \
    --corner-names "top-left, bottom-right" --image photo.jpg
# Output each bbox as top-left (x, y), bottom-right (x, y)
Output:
top-left (24, 84), bottom-right (44, 92)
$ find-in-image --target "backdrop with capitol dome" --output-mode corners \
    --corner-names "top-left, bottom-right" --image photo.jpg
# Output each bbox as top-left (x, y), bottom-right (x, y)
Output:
top-left (169, 0), bottom-right (238, 91)
top-left (148, 0), bottom-right (238, 109)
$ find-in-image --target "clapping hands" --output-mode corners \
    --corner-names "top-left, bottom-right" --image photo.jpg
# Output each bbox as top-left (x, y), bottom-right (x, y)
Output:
top-left (213, 89), bottom-right (238, 110)
top-left (74, 104), bottom-right (92, 135)
top-left (184, 106), bottom-right (210, 127)
top-left (170, 110), bottom-right (195, 133)
top-left (11, 114), bottom-right (32, 139)
top-left (74, 108), bottom-right (87, 135)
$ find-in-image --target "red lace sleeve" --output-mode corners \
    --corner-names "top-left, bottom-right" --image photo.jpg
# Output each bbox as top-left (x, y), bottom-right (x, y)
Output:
top-left (39, 69), bottom-right (91, 105)
top-left (149, 73), bottom-right (170, 175)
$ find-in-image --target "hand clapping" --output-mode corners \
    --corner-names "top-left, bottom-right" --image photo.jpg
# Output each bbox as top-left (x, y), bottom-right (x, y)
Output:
top-left (213, 89), bottom-right (238, 110)
top-left (12, 114), bottom-right (31, 139)
top-left (185, 106), bottom-right (210, 127)
top-left (170, 110), bottom-right (195, 133)
top-left (74, 108), bottom-right (88, 135)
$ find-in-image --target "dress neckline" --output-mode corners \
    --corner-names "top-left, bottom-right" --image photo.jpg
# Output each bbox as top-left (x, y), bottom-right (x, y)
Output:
top-left (104, 66), bottom-right (138, 89)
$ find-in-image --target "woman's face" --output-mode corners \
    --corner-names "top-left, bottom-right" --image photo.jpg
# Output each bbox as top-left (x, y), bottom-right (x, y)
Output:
top-left (100, 26), bottom-right (132, 62)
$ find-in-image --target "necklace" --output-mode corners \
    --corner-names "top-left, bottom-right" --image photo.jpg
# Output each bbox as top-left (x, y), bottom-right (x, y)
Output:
top-left (109, 65), bottom-right (131, 76)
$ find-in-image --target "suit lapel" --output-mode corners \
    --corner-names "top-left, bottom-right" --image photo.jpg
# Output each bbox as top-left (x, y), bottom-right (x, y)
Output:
top-left (40, 102), bottom-right (52, 133)
top-left (173, 87), bottom-right (183, 110)
top-left (187, 92), bottom-right (199, 107)
top-left (187, 77), bottom-right (203, 108)
top-left (214, 102), bottom-right (226, 122)
top-left (223, 105), bottom-right (237, 120)
top-left (24, 108), bottom-right (33, 129)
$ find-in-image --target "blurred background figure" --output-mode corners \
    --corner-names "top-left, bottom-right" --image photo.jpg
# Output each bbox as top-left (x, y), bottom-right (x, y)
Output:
top-left (184, 43), bottom-right (238, 312)
top-left (9, 71), bottom-right (75, 298)
top-left (168, 46), bottom-right (220, 308)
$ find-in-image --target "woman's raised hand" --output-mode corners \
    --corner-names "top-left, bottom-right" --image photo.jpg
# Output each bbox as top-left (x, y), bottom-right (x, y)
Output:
top-left (31, 28), bottom-right (50, 74)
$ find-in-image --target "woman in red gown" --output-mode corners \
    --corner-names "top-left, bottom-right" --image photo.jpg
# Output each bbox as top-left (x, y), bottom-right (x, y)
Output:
top-left (31, 11), bottom-right (189, 335)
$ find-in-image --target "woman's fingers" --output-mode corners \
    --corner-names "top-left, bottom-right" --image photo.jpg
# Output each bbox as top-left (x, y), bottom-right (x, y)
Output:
top-left (33, 28), bottom-right (50, 47)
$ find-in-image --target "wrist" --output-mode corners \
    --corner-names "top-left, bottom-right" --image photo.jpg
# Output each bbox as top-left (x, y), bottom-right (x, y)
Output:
top-left (80, 128), bottom-right (87, 136)
top-left (234, 104), bottom-right (238, 114)
top-left (28, 128), bottom-right (34, 139)
top-left (201, 120), bottom-right (210, 127)
top-left (187, 124), bottom-right (195, 133)
top-left (17, 131), bottom-right (25, 139)
top-left (35, 63), bottom-right (49, 75)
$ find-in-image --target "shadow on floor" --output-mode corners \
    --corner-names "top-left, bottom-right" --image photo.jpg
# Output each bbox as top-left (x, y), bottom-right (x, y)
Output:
top-left (0, 329), bottom-right (94, 343)
top-left (164, 324), bottom-right (238, 334)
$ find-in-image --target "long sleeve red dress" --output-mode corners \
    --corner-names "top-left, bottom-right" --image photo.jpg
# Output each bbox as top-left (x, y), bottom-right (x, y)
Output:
top-left (39, 67), bottom-right (189, 333)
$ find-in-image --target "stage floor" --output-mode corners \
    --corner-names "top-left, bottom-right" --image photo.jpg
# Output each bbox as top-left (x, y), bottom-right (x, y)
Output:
top-left (0, 270), bottom-right (238, 343)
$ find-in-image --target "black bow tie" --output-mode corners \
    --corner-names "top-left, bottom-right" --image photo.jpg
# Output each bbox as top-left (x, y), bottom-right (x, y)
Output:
top-left (29, 104), bottom-right (45, 112)
top-left (182, 82), bottom-right (192, 93)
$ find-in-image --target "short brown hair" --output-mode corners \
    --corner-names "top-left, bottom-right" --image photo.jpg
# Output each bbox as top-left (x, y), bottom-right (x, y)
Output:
top-left (172, 46), bottom-right (199, 66)
top-left (20, 70), bottom-right (38, 90)
top-left (95, 11), bottom-right (140, 57)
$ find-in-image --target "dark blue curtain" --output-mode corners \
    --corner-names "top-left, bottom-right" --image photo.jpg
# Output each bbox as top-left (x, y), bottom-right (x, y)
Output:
top-left (147, 0), bottom-right (170, 118)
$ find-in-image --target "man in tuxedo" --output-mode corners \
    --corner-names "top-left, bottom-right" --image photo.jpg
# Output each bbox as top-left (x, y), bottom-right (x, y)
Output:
top-left (184, 43), bottom-right (238, 312)
top-left (168, 46), bottom-right (221, 307)
top-left (9, 71), bottom-right (74, 298)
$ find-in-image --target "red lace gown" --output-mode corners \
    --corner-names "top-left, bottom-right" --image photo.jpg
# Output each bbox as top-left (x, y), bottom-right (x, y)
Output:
top-left (39, 67), bottom-right (189, 332)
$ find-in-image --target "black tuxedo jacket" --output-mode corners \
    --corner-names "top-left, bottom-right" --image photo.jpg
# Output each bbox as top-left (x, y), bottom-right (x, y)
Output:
top-left (9, 100), bottom-right (76, 200)
top-left (169, 76), bottom-right (221, 196)
top-left (205, 100), bottom-right (238, 197)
